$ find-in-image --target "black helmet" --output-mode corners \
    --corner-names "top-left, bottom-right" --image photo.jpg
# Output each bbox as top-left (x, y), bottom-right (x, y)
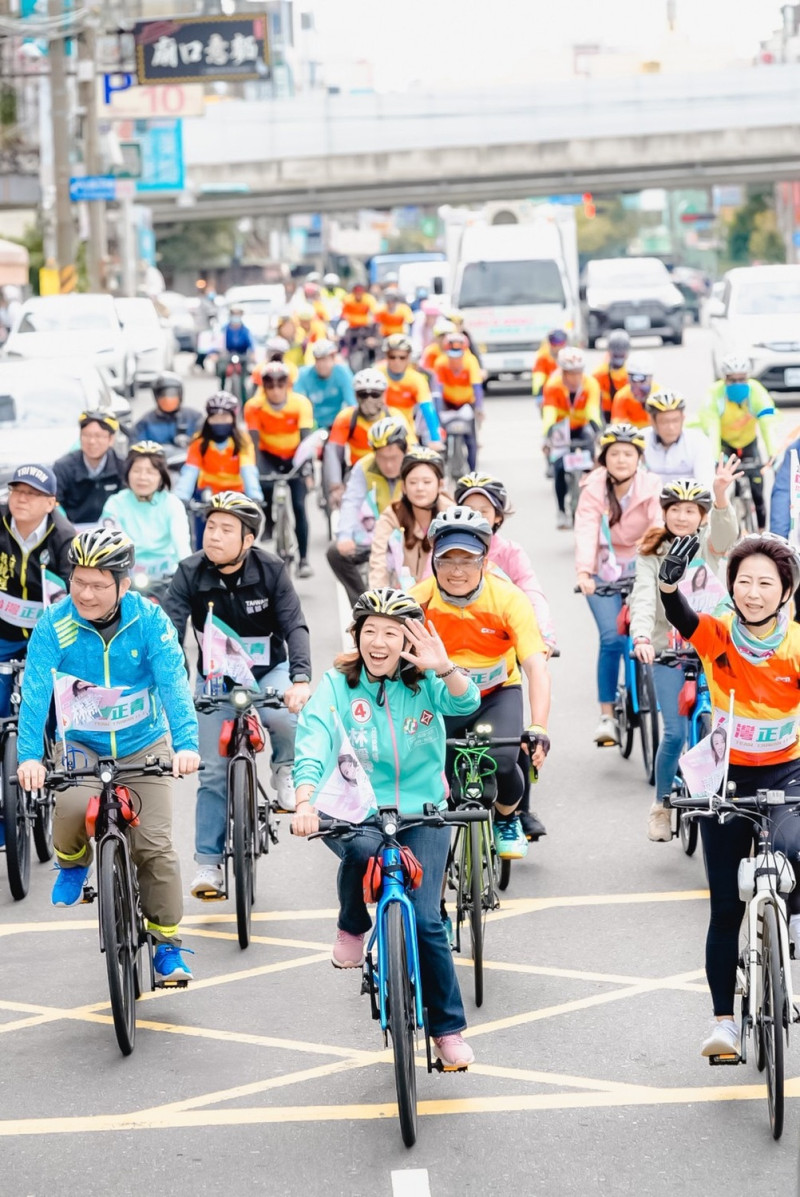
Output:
top-left (205, 491), bottom-right (263, 535)
top-left (597, 423), bottom-right (645, 465)
top-left (68, 527), bottom-right (135, 574)
top-left (454, 472), bottom-right (508, 514)
top-left (153, 371), bottom-right (183, 401)
top-left (400, 445), bottom-right (444, 481)
top-left (351, 588), bottom-right (425, 628)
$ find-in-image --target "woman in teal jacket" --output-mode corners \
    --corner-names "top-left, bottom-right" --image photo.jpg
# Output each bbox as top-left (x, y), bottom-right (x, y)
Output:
top-left (293, 587), bottom-right (481, 1071)
top-left (101, 442), bottom-right (191, 578)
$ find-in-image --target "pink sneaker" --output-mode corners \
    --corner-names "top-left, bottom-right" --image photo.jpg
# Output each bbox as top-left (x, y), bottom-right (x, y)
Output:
top-left (433, 1032), bottom-right (474, 1071)
top-left (331, 929), bottom-right (365, 969)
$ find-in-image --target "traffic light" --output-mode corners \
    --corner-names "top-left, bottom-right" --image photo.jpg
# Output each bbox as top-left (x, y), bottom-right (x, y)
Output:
top-left (582, 192), bottom-right (596, 219)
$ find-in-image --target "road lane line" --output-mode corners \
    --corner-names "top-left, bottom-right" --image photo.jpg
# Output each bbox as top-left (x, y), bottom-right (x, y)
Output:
top-left (391, 1170), bottom-right (431, 1197)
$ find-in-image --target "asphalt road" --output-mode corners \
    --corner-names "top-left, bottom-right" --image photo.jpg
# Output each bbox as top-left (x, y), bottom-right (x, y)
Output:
top-left (2, 328), bottom-right (800, 1197)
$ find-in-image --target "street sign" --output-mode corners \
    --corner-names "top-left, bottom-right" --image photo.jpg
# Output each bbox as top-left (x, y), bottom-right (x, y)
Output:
top-left (133, 16), bottom-right (269, 84)
top-left (112, 119), bottom-right (184, 193)
top-left (99, 77), bottom-right (205, 119)
top-left (793, 230), bottom-right (800, 248)
top-left (69, 175), bottom-right (117, 203)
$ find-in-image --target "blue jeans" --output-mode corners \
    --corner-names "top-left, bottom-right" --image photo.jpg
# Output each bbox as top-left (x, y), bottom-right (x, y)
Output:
top-left (0, 637), bottom-right (21, 718)
top-left (585, 588), bottom-right (626, 704)
top-left (326, 823), bottom-right (466, 1037)
top-left (194, 662), bottom-right (297, 864)
top-left (652, 662), bottom-right (688, 804)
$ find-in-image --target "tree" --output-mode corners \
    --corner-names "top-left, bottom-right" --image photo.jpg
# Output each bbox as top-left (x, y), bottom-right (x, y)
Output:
top-left (725, 190), bottom-right (784, 265)
top-left (576, 197), bottom-right (640, 259)
top-left (156, 219), bottom-right (238, 274)
top-left (748, 209), bottom-right (786, 264)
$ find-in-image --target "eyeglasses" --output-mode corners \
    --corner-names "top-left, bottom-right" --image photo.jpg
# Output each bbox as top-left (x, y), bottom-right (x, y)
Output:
top-left (628, 374), bottom-right (650, 384)
top-left (71, 578), bottom-right (117, 595)
top-left (434, 554), bottom-right (484, 569)
top-left (356, 390), bottom-right (384, 400)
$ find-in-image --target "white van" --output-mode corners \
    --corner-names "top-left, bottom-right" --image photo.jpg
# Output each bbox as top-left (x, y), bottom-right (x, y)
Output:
top-left (450, 210), bottom-right (581, 384)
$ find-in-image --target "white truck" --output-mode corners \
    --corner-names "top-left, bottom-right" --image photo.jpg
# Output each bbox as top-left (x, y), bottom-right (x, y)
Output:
top-left (446, 203), bottom-right (582, 385)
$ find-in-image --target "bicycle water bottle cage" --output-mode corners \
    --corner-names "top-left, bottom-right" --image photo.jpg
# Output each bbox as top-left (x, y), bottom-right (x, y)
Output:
top-left (363, 847), bottom-right (424, 903)
top-left (616, 605), bottom-right (631, 635)
top-left (677, 679), bottom-right (697, 716)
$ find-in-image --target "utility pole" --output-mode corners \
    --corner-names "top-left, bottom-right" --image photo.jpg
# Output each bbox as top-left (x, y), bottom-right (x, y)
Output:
top-left (78, 23), bottom-right (106, 291)
top-left (49, 0), bottom-right (75, 291)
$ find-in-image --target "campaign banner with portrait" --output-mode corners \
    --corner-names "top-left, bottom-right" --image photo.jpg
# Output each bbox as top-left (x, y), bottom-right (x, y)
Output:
top-left (314, 708), bottom-right (377, 823)
top-left (53, 672), bottom-right (151, 735)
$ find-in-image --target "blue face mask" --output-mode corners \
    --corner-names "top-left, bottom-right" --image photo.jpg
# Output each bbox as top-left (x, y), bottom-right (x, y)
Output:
top-left (726, 382), bottom-right (749, 404)
top-left (610, 356), bottom-right (627, 370)
top-left (447, 349), bottom-right (463, 359)
top-left (387, 368), bottom-right (406, 380)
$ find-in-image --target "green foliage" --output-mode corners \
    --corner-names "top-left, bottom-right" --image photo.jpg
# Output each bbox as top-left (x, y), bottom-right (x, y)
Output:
top-left (576, 197), bottom-right (640, 258)
top-left (725, 191), bottom-right (785, 266)
top-left (0, 85), bottom-right (16, 128)
top-left (156, 219), bottom-right (238, 273)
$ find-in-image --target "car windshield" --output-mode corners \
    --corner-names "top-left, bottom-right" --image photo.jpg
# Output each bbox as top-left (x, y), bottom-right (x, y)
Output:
top-left (458, 260), bottom-right (565, 308)
top-left (733, 280), bottom-right (800, 316)
top-left (16, 301), bottom-right (116, 334)
top-left (116, 300), bottom-right (159, 327)
top-left (0, 375), bottom-right (86, 424)
top-left (237, 300), bottom-right (278, 315)
top-left (587, 261), bottom-right (669, 288)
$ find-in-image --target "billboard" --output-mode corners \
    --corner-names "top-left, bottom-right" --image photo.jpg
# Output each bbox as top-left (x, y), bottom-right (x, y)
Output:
top-left (133, 16), bottom-right (269, 84)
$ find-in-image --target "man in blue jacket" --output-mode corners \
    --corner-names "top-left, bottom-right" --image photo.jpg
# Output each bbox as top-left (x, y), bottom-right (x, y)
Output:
top-left (17, 527), bottom-right (201, 983)
top-left (294, 339), bottom-right (355, 430)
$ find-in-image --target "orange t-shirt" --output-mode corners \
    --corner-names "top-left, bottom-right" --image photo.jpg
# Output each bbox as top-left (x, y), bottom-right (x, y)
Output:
top-left (593, 363), bottom-right (629, 417)
top-left (244, 391), bottom-right (314, 460)
top-left (341, 294), bottom-right (377, 329)
top-left (375, 303), bottom-right (413, 338)
top-left (377, 363), bottom-right (432, 413)
top-left (610, 383), bottom-right (658, 428)
top-left (433, 352), bottom-right (482, 408)
top-left (185, 435), bottom-right (256, 494)
top-left (327, 405), bottom-right (415, 463)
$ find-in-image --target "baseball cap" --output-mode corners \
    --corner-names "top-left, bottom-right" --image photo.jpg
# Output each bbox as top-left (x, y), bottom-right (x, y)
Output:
top-left (433, 534), bottom-right (486, 559)
top-left (9, 464), bottom-right (57, 496)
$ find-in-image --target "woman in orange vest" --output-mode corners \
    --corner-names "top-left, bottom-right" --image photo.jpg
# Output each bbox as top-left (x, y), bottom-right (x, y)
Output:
top-left (610, 353), bottom-right (658, 427)
top-left (592, 329), bottom-right (630, 424)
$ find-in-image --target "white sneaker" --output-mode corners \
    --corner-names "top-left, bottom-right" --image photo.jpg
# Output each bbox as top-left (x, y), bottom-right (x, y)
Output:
top-left (273, 764), bottom-right (296, 812)
top-left (593, 715), bottom-right (619, 746)
top-left (647, 803), bottom-right (672, 843)
top-left (701, 1018), bottom-right (740, 1058)
top-left (556, 511), bottom-right (571, 530)
top-left (191, 865), bottom-right (225, 901)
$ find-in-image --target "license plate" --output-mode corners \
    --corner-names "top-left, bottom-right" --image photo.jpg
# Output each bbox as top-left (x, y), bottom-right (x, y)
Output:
top-left (563, 450), bottom-right (593, 472)
top-left (625, 315), bottom-right (650, 332)
top-left (784, 368), bottom-right (800, 386)
top-left (503, 358), bottom-right (524, 370)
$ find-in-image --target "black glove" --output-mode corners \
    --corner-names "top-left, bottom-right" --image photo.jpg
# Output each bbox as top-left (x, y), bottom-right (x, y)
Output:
top-left (525, 726), bottom-right (551, 758)
top-left (658, 534), bottom-right (700, 587)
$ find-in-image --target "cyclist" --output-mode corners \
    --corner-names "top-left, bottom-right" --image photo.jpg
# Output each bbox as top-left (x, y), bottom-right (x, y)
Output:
top-left (430, 332), bottom-right (484, 472)
top-left (339, 282), bottom-right (378, 362)
top-left (275, 314), bottom-right (307, 371)
top-left (411, 301), bottom-right (444, 362)
top-left (697, 353), bottom-right (779, 532)
top-left (532, 328), bottom-right (568, 398)
top-left (592, 329), bottom-right (630, 424)
top-left (658, 532), bottom-right (800, 1057)
top-left (574, 424), bottom-right (662, 746)
top-left (374, 288), bottom-right (413, 340)
top-left (542, 347), bottom-right (602, 530)
top-left (216, 303), bottom-right (255, 388)
top-left (244, 361), bottom-right (314, 579)
top-left (368, 447), bottom-right (450, 590)
top-left (629, 467), bottom-right (740, 842)
top-left (101, 442), bottom-right (192, 578)
top-left (376, 334), bottom-right (442, 445)
top-left (411, 508), bottom-right (551, 860)
top-left (610, 354), bottom-right (658, 428)
top-left (295, 305), bottom-right (329, 360)
top-left (17, 527), bottom-right (200, 984)
top-left (53, 411), bottom-right (125, 527)
top-left (164, 492), bottom-right (311, 900)
top-left (324, 370), bottom-right (415, 508)
top-left (294, 339), bottom-right (355, 431)
top-left (291, 587), bottom-right (481, 1070)
top-left (250, 337), bottom-right (300, 392)
top-left (445, 309), bottom-right (484, 372)
top-left (131, 372), bottom-right (203, 449)
top-left (642, 391), bottom-right (716, 487)
top-left (419, 317), bottom-right (456, 374)
top-left (769, 428), bottom-right (800, 547)
top-left (321, 272), bottom-right (346, 319)
top-left (175, 393), bottom-right (263, 504)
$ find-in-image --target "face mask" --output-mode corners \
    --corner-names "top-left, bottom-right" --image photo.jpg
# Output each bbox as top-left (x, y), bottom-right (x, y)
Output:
top-left (387, 367), bottom-right (406, 380)
top-left (157, 396), bottom-right (181, 413)
top-left (447, 349), bottom-right (463, 359)
top-left (726, 382), bottom-right (749, 403)
top-left (610, 356), bottom-right (626, 370)
top-left (230, 318), bottom-right (241, 328)
top-left (209, 422), bottom-right (234, 442)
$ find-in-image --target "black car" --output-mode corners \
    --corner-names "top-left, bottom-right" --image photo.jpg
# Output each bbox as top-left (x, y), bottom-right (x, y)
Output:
top-left (580, 257), bottom-right (686, 347)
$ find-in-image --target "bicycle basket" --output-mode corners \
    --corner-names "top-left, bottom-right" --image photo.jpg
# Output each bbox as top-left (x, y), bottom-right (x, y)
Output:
top-left (363, 847), bottom-right (424, 903)
top-left (678, 679), bottom-right (697, 716)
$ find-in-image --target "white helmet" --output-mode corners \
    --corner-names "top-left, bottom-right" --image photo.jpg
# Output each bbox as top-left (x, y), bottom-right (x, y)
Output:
top-left (626, 352), bottom-right (655, 379)
top-left (312, 338), bottom-right (337, 359)
top-left (323, 273), bottom-right (340, 288)
top-left (720, 352), bottom-right (751, 377)
top-left (433, 317), bottom-right (456, 337)
top-left (353, 368), bottom-right (388, 395)
top-left (557, 347), bottom-right (585, 372)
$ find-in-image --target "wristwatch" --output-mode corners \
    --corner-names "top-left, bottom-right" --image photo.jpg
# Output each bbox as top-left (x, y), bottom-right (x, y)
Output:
top-left (291, 673), bottom-right (311, 684)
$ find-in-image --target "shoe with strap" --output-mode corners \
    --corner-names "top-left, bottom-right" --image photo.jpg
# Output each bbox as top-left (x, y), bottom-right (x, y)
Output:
top-left (52, 864), bottom-right (90, 907)
top-left (433, 1032), bottom-right (474, 1070)
top-left (153, 944), bottom-right (194, 984)
top-left (492, 814), bottom-right (528, 860)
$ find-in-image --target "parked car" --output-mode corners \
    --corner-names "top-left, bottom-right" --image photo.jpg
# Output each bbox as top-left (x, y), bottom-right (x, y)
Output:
top-left (580, 257), bottom-right (686, 347)
top-left (708, 265), bottom-right (800, 396)
top-left (0, 359), bottom-right (131, 490)
top-left (3, 293), bottom-right (136, 396)
top-left (159, 290), bottom-right (200, 353)
top-left (115, 296), bottom-right (175, 387)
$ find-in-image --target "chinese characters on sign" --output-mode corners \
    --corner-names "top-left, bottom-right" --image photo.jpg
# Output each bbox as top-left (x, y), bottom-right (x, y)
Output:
top-left (134, 16), bottom-right (269, 84)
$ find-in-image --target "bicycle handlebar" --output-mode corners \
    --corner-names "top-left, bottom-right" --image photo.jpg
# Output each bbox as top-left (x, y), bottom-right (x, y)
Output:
top-left (668, 790), bottom-right (800, 814)
top-left (290, 804), bottom-right (489, 837)
top-left (573, 581), bottom-right (634, 597)
top-left (194, 687), bottom-right (285, 712)
top-left (43, 757), bottom-right (198, 791)
top-left (653, 648), bottom-right (701, 667)
top-left (446, 735), bottom-right (527, 749)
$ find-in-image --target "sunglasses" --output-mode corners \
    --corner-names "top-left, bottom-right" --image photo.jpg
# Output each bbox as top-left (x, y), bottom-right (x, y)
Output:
top-left (628, 374), bottom-right (650, 383)
top-left (387, 353), bottom-right (409, 360)
top-left (356, 390), bottom-right (384, 399)
top-left (434, 553), bottom-right (485, 568)
top-left (263, 379), bottom-right (288, 388)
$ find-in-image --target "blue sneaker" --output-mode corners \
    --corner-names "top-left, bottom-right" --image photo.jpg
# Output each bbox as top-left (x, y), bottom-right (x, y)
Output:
top-left (493, 815), bottom-right (529, 860)
top-left (153, 944), bottom-right (194, 984)
top-left (51, 864), bottom-right (90, 906)
top-left (0, 820), bottom-right (5, 849)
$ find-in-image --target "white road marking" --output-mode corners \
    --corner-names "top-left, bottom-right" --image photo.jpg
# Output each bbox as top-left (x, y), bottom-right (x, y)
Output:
top-left (391, 1169), bottom-right (432, 1197)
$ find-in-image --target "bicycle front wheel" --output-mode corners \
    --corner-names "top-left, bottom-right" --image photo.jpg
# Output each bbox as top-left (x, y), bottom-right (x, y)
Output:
top-left (3, 732), bottom-right (30, 901)
top-left (231, 758), bottom-right (256, 949)
top-left (636, 662), bottom-right (659, 784)
top-left (99, 836), bottom-right (137, 1056)
top-left (33, 785), bottom-right (55, 863)
top-left (760, 902), bottom-right (786, 1139)
top-left (467, 821), bottom-right (485, 1007)
top-left (386, 901), bottom-right (418, 1147)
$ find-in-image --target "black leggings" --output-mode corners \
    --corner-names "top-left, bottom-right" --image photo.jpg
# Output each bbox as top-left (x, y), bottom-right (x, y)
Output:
top-left (259, 450), bottom-right (309, 560)
top-left (700, 759), bottom-right (800, 1015)
top-left (722, 438), bottom-right (765, 531)
top-left (444, 684), bottom-right (524, 810)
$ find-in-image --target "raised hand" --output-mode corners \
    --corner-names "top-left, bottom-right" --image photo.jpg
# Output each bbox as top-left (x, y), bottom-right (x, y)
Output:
top-left (713, 453), bottom-right (743, 506)
top-left (399, 618), bottom-right (451, 675)
top-left (658, 534), bottom-right (700, 588)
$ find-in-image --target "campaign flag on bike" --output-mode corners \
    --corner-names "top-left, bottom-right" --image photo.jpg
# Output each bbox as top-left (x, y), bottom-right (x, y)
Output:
top-left (789, 449), bottom-right (800, 549)
top-left (41, 565), bottom-right (68, 608)
top-left (596, 514), bottom-right (624, 583)
top-left (354, 487), bottom-right (381, 547)
top-left (679, 691), bottom-right (733, 800)
top-left (386, 526), bottom-right (416, 589)
top-left (52, 671), bottom-right (151, 734)
top-left (202, 605), bottom-right (257, 689)
top-left (314, 708), bottom-right (377, 823)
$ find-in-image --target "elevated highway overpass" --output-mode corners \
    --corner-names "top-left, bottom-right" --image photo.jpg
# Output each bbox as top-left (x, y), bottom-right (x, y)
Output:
top-left (151, 65), bottom-right (800, 223)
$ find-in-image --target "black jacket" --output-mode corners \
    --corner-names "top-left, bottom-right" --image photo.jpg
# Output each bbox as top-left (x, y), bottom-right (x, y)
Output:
top-left (163, 548), bottom-right (311, 682)
top-left (53, 449), bottom-right (125, 525)
top-left (0, 505), bottom-right (76, 642)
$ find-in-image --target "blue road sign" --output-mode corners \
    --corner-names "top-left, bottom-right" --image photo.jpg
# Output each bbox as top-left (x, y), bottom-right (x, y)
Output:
top-left (69, 175), bottom-right (117, 202)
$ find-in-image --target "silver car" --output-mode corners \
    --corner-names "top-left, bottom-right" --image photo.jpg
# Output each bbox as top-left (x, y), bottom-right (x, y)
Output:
top-left (709, 265), bottom-right (800, 396)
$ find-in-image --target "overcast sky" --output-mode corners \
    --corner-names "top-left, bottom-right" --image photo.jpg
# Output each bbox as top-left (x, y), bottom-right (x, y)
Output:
top-left (311, 0), bottom-right (781, 90)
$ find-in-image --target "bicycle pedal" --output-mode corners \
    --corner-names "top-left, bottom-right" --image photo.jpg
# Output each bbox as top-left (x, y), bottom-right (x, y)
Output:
top-left (80, 885), bottom-right (96, 904)
top-left (595, 739), bottom-right (617, 749)
top-left (708, 1053), bottom-right (741, 1066)
top-left (194, 889), bottom-right (227, 902)
top-left (431, 1058), bottom-right (469, 1074)
top-left (154, 978), bottom-right (189, 990)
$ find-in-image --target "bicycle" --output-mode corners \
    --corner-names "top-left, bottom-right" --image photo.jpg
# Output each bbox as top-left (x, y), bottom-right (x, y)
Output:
top-left (194, 685), bottom-right (284, 949)
top-left (260, 429), bottom-right (325, 574)
top-left (654, 646), bottom-right (712, 856)
top-left (219, 353), bottom-right (249, 407)
top-left (731, 458), bottom-right (761, 535)
top-left (440, 406), bottom-right (475, 490)
top-left (41, 756), bottom-right (190, 1056)
top-left (295, 804), bottom-right (488, 1147)
top-left (562, 439), bottom-right (595, 526)
top-left (669, 785), bottom-right (800, 1139)
top-left (1, 659), bottom-right (54, 899)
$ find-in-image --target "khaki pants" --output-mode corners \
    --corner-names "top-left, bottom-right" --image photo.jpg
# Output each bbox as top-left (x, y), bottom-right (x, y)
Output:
top-left (53, 736), bottom-right (183, 944)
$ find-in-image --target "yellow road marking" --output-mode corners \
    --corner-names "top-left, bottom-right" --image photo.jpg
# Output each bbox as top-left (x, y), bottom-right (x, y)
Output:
top-left (454, 958), bottom-right (706, 990)
top-left (185, 928), bottom-right (332, 951)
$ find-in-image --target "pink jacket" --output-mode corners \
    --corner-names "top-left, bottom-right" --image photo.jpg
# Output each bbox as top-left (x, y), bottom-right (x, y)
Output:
top-left (488, 534), bottom-right (556, 647)
top-left (574, 467), bottom-right (662, 578)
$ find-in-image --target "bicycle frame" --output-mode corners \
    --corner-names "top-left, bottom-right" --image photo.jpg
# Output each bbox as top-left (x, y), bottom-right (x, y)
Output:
top-left (370, 846), bottom-right (425, 1034)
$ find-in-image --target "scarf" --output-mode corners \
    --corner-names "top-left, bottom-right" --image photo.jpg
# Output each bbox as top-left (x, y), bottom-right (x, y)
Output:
top-left (729, 608), bottom-right (789, 664)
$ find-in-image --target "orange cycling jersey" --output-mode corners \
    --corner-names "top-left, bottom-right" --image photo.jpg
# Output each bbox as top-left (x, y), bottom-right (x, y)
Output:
top-left (593, 363), bottom-right (629, 417)
top-left (377, 363), bottom-right (432, 414)
top-left (420, 342), bottom-right (443, 372)
top-left (327, 404), bottom-right (416, 464)
top-left (432, 352), bottom-right (482, 408)
top-left (375, 303), bottom-right (413, 338)
top-left (541, 371), bottom-right (602, 435)
top-left (411, 568), bottom-right (545, 691)
top-left (532, 346), bottom-right (558, 381)
top-left (690, 614), bottom-right (800, 768)
top-left (243, 391), bottom-right (314, 460)
top-left (341, 293), bottom-right (377, 329)
top-left (185, 435), bottom-right (256, 494)
top-left (610, 383), bottom-right (659, 428)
